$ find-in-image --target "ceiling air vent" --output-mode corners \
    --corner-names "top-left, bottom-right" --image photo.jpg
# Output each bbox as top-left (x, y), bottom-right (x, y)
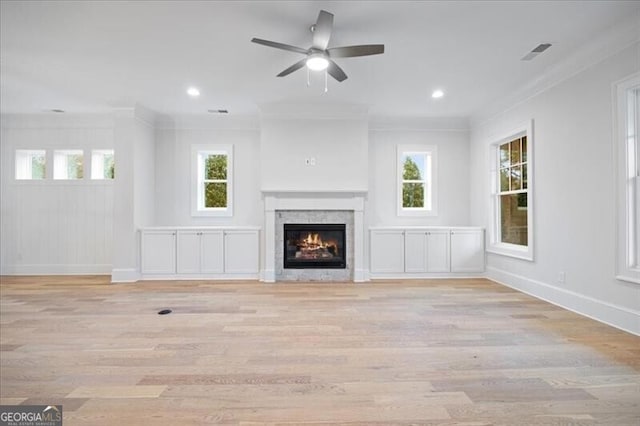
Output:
top-left (208, 109), bottom-right (228, 114)
top-left (521, 43), bottom-right (552, 61)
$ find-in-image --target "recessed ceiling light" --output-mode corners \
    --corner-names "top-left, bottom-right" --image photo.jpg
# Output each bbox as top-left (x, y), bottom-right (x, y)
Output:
top-left (187, 87), bottom-right (200, 97)
top-left (432, 89), bottom-right (444, 99)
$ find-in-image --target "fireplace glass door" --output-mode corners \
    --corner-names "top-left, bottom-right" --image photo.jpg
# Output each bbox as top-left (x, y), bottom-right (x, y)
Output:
top-left (283, 224), bottom-right (346, 269)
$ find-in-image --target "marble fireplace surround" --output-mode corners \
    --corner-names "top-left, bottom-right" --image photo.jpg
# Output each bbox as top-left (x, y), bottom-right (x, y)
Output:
top-left (262, 190), bottom-right (367, 282)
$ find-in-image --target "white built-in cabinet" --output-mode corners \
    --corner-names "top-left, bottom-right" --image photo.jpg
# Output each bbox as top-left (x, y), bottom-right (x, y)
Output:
top-left (450, 229), bottom-right (485, 272)
top-left (141, 230), bottom-right (177, 274)
top-left (404, 229), bottom-right (450, 273)
top-left (141, 227), bottom-right (259, 279)
top-left (177, 230), bottom-right (224, 274)
top-left (370, 227), bottom-right (484, 277)
top-left (370, 229), bottom-right (405, 273)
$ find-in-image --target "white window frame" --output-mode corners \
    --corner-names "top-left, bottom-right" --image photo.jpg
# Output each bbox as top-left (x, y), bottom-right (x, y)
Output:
top-left (614, 73), bottom-right (640, 284)
top-left (191, 144), bottom-right (233, 217)
top-left (397, 145), bottom-right (438, 216)
top-left (15, 149), bottom-right (47, 180)
top-left (487, 120), bottom-right (534, 261)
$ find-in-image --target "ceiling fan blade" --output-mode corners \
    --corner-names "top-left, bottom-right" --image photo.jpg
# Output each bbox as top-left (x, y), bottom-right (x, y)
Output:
top-left (277, 58), bottom-right (308, 77)
top-left (327, 44), bottom-right (385, 58)
top-left (312, 10), bottom-right (334, 50)
top-left (251, 38), bottom-right (308, 55)
top-left (327, 60), bottom-right (348, 82)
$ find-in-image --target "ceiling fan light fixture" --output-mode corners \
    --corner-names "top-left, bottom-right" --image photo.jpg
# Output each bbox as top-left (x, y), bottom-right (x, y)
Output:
top-left (186, 87), bottom-right (200, 97)
top-left (306, 54), bottom-right (329, 71)
top-left (432, 89), bottom-right (444, 99)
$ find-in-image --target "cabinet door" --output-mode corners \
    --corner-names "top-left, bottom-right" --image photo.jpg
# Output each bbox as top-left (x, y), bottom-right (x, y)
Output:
top-left (426, 230), bottom-right (450, 272)
top-left (141, 231), bottom-right (176, 274)
top-left (201, 231), bottom-right (224, 273)
top-left (404, 231), bottom-right (427, 272)
top-left (370, 230), bottom-right (405, 273)
top-left (450, 230), bottom-right (485, 272)
top-left (176, 231), bottom-right (201, 274)
top-left (224, 231), bottom-right (259, 274)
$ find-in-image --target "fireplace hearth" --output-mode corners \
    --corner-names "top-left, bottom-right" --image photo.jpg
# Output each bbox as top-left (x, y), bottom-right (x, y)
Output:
top-left (283, 223), bottom-right (346, 269)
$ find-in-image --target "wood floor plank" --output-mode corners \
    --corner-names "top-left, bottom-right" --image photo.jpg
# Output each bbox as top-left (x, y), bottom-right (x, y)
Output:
top-left (1, 276), bottom-right (638, 424)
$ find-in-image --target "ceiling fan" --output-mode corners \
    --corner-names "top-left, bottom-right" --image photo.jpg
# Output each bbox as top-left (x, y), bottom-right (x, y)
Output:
top-left (251, 10), bottom-right (384, 82)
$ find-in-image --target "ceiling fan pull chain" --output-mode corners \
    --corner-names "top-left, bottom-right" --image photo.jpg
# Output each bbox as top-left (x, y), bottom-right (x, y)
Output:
top-left (324, 70), bottom-right (328, 93)
top-left (307, 68), bottom-right (310, 87)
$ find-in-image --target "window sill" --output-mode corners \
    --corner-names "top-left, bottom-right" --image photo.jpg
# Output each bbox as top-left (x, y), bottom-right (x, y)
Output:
top-left (487, 244), bottom-right (533, 262)
top-left (615, 274), bottom-right (640, 285)
top-left (192, 208), bottom-right (233, 218)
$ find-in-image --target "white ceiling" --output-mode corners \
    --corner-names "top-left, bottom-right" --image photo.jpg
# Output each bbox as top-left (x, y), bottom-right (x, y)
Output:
top-left (1, 1), bottom-right (639, 118)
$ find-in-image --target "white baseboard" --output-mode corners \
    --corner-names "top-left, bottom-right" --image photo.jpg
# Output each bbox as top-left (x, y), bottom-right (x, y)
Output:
top-left (139, 273), bottom-right (259, 281)
top-left (111, 268), bottom-right (141, 283)
top-left (262, 269), bottom-right (276, 283)
top-left (354, 268), bottom-right (370, 282)
top-left (487, 266), bottom-right (640, 336)
top-left (1, 264), bottom-right (111, 275)
top-left (369, 272), bottom-right (485, 280)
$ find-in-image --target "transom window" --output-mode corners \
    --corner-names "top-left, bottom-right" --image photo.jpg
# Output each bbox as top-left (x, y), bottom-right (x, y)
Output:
top-left (192, 145), bottom-right (233, 217)
top-left (54, 150), bottom-right (83, 180)
top-left (91, 149), bottom-right (115, 180)
top-left (397, 145), bottom-right (438, 216)
top-left (15, 150), bottom-right (46, 180)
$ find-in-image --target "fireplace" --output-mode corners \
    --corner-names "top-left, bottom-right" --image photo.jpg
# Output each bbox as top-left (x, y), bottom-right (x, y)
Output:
top-left (283, 223), bottom-right (346, 269)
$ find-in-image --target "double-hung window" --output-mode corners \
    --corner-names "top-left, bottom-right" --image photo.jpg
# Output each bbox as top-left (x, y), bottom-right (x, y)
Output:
top-left (192, 145), bottom-right (233, 217)
top-left (397, 145), bottom-right (438, 216)
top-left (615, 74), bottom-right (640, 283)
top-left (489, 121), bottom-right (533, 260)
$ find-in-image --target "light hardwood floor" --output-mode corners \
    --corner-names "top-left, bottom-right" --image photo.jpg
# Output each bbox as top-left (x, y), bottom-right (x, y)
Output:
top-left (1, 276), bottom-right (638, 425)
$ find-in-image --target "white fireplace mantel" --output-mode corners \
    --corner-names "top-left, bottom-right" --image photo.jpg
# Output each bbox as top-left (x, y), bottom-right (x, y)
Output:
top-left (262, 190), bottom-right (368, 283)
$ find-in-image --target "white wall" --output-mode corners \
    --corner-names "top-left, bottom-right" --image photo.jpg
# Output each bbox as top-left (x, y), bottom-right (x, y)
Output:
top-left (469, 42), bottom-right (640, 334)
top-left (154, 116), bottom-right (262, 227)
top-left (0, 114), bottom-right (115, 274)
top-left (368, 119), bottom-right (470, 226)
top-left (260, 115), bottom-right (369, 192)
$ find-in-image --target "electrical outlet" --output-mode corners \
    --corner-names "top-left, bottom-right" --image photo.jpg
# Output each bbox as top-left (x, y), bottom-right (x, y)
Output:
top-left (304, 158), bottom-right (311, 166)
top-left (558, 271), bottom-right (566, 284)
top-left (310, 157), bottom-right (316, 166)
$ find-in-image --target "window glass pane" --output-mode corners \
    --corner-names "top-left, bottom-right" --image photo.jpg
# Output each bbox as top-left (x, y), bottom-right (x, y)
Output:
top-left (510, 138), bottom-right (521, 164)
top-left (68, 154), bottom-right (83, 179)
top-left (104, 153), bottom-right (115, 179)
top-left (16, 150), bottom-right (46, 180)
top-left (204, 182), bottom-right (227, 208)
top-left (499, 143), bottom-right (510, 168)
top-left (54, 150), bottom-right (83, 180)
top-left (91, 150), bottom-right (114, 179)
top-left (205, 154), bottom-right (227, 180)
top-left (522, 136), bottom-right (527, 163)
top-left (402, 182), bottom-right (424, 208)
top-left (522, 164), bottom-right (528, 189)
top-left (500, 168), bottom-right (510, 192)
top-left (500, 194), bottom-right (528, 246)
top-left (402, 154), bottom-right (424, 180)
top-left (510, 166), bottom-right (522, 191)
